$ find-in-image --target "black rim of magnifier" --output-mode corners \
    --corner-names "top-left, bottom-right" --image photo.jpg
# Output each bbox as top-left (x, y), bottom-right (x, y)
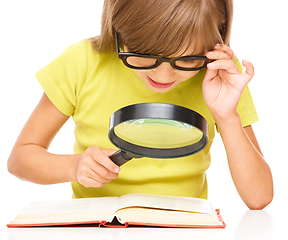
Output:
top-left (108, 103), bottom-right (208, 159)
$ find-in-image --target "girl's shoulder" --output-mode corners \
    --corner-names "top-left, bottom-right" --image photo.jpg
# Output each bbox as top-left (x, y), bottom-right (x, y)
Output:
top-left (59, 39), bottom-right (118, 79)
top-left (67, 39), bottom-right (117, 63)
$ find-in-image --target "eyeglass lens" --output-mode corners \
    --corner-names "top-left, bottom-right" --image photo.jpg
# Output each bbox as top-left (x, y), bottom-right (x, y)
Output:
top-left (126, 56), bottom-right (205, 69)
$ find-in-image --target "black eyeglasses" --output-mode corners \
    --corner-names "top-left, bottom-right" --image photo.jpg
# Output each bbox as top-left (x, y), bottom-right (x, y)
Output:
top-left (115, 32), bottom-right (210, 71)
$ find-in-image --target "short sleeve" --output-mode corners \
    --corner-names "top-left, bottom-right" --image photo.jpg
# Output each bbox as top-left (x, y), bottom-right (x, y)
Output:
top-left (35, 41), bottom-right (89, 116)
top-left (237, 86), bottom-right (259, 127)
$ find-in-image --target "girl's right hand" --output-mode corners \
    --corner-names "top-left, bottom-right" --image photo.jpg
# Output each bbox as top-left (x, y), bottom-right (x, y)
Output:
top-left (76, 146), bottom-right (120, 188)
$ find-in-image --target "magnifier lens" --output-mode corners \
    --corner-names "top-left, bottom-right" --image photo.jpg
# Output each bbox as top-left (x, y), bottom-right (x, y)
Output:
top-left (108, 103), bottom-right (208, 166)
top-left (114, 118), bottom-right (203, 149)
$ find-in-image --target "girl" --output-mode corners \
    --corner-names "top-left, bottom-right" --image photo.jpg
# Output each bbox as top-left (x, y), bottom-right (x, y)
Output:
top-left (8, 0), bottom-right (273, 209)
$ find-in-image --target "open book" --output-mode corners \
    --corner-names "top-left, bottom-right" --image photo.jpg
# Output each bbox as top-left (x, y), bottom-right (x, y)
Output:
top-left (7, 193), bottom-right (225, 228)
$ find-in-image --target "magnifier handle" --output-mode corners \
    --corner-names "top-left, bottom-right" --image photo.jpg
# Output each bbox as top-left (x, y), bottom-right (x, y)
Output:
top-left (109, 150), bottom-right (133, 166)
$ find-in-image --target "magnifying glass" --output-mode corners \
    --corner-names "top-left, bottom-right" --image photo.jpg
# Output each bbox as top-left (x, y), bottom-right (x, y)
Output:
top-left (108, 103), bottom-right (208, 166)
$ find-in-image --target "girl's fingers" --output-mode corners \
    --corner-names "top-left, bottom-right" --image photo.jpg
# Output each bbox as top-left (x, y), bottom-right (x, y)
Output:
top-left (203, 68), bottom-right (218, 83)
top-left (88, 146), bottom-right (120, 174)
top-left (207, 59), bottom-right (239, 74)
top-left (214, 44), bottom-right (234, 59)
top-left (241, 59), bottom-right (254, 83)
top-left (89, 158), bottom-right (118, 181)
top-left (79, 177), bottom-right (105, 188)
top-left (206, 44), bottom-right (234, 61)
top-left (206, 44), bottom-right (237, 75)
top-left (76, 146), bottom-right (120, 188)
top-left (242, 59), bottom-right (254, 77)
top-left (206, 49), bottom-right (231, 61)
top-left (77, 156), bottom-right (117, 188)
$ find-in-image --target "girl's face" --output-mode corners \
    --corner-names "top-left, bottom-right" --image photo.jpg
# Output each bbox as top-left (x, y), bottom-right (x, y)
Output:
top-left (131, 63), bottom-right (200, 93)
top-left (126, 45), bottom-right (203, 93)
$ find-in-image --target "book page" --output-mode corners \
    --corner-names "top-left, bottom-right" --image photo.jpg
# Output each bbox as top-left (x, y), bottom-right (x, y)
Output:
top-left (10, 197), bottom-right (120, 226)
top-left (116, 193), bottom-right (215, 214)
top-left (19, 197), bottom-right (119, 216)
top-left (116, 207), bottom-right (221, 226)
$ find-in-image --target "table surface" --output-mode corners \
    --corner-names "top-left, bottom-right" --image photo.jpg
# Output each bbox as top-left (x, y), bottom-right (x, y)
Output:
top-left (1, 208), bottom-right (283, 240)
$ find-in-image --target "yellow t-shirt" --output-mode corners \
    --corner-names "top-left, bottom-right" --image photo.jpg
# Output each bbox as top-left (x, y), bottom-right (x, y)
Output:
top-left (36, 40), bottom-right (258, 199)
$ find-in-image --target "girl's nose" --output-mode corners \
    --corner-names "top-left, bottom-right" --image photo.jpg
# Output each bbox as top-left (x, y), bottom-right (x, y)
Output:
top-left (152, 62), bottom-right (176, 83)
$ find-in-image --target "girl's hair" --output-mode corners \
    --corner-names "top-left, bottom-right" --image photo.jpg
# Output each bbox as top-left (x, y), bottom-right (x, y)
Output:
top-left (91, 0), bottom-right (233, 56)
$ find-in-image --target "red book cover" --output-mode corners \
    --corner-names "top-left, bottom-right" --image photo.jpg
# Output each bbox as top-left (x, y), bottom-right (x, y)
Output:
top-left (7, 193), bottom-right (226, 229)
top-left (8, 209), bottom-right (225, 228)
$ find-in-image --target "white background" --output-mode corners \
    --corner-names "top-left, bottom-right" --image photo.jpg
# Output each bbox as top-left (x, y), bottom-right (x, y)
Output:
top-left (0, 0), bottom-right (287, 238)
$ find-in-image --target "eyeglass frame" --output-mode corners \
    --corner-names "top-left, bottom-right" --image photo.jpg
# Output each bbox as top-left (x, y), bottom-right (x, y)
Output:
top-left (115, 31), bottom-right (211, 71)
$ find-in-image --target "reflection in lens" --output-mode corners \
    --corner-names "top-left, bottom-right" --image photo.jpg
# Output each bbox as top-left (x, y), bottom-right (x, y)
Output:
top-left (114, 118), bottom-right (203, 149)
top-left (175, 59), bottom-right (205, 68)
top-left (126, 56), bottom-right (156, 67)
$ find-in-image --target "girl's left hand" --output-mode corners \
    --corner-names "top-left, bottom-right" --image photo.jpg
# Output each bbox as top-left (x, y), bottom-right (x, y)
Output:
top-left (202, 44), bottom-right (254, 122)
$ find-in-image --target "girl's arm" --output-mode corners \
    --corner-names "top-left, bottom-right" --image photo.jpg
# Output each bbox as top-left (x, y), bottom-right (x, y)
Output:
top-left (203, 44), bottom-right (273, 210)
top-left (219, 118), bottom-right (273, 210)
top-left (7, 93), bottom-right (120, 187)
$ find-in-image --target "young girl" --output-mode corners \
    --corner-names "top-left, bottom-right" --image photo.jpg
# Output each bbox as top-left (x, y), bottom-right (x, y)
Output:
top-left (8, 0), bottom-right (273, 209)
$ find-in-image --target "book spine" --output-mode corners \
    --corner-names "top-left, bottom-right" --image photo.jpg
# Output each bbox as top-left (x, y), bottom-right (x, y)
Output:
top-left (99, 221), bottom-right (129, 228)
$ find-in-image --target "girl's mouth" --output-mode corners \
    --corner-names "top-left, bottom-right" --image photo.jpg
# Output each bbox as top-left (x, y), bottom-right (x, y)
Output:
top-left (147, 76), bottom-right (176, 89)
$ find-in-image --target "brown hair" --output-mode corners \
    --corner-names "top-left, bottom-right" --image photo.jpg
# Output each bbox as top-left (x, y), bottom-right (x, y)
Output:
top-left (91, 0), bottom-right (233, 56)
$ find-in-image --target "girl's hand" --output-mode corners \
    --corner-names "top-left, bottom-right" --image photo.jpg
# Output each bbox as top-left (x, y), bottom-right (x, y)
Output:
top-left (76, 146), bottom-right (120, 188)
top-left (202, 44), bottom-right (254, 122)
